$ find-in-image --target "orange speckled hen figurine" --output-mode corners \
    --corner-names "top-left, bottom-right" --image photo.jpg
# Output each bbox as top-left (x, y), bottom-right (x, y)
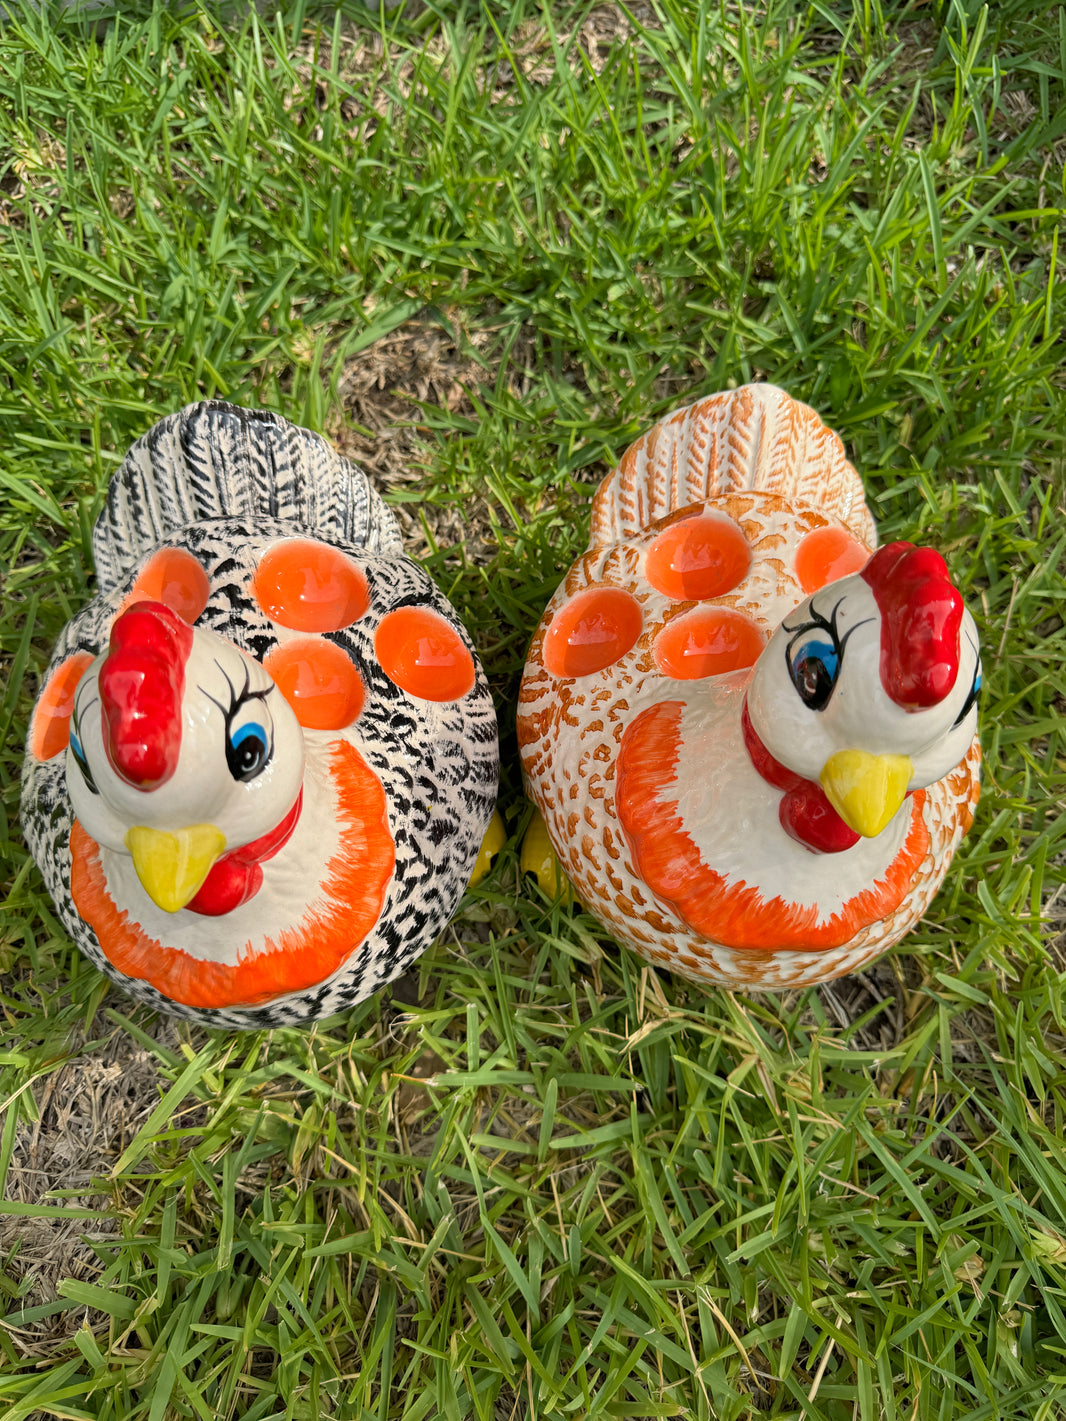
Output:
top-left (518, 385), bottom-right (980, 989)
top-left (22, 403), bottom-right (498, 1028)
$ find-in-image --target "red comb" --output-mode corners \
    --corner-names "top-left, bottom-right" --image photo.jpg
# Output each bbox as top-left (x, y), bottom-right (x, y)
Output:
top-left (99, 601), bottom-right (193, 789)
top-left (861, 542), bottom-right (963, 709)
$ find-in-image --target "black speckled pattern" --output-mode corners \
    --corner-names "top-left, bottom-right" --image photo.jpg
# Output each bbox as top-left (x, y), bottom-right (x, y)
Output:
top-left (21, 404), bottom-right (499, 1029)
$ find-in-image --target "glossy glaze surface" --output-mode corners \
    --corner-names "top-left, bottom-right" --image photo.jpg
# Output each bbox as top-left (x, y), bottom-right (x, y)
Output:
top-left (519, 384), bottom-right (980, 990)
top-left (22, 402), bottom-right (499, 1028)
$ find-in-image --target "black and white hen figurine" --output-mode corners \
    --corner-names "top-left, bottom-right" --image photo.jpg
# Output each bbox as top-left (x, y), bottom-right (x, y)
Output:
top-left (22, 402), bottom-right (499, 1028)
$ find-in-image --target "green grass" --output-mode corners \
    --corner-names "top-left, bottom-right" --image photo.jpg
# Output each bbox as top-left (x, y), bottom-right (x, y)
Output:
top-left (1, 0), bottom-right (1065, 1416)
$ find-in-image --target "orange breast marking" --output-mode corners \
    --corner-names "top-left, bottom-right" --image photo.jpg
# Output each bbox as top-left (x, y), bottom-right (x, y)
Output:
top-left (70, 741), bottom-right (395, 1009)
top-left (616, 701), bottom-right (929, 952)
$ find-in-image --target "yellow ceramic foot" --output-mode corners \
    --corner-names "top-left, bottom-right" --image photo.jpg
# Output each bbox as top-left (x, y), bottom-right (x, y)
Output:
top-left (468, 811), bottom-right (507, 888)
top-left (520, 807), bottom-right (573, 902)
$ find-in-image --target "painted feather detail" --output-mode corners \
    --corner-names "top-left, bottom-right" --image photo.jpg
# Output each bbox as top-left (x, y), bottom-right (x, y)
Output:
top-left (589, 385), bottom-right (876, 551)
top-left (92, 401), bottom-right (402, 592)
top-left (22, 405), bottom-right (498, 1028)
top-left (519, 384), bottom-right (980, 991)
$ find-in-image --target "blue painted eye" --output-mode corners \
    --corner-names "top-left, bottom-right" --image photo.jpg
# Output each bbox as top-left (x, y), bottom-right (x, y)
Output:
top-left (68, 727), bottom-right (99, 794)
top-left (788, 637), bottom-right (840, 711)
top-left (226, 720), bottom-right (270, 782)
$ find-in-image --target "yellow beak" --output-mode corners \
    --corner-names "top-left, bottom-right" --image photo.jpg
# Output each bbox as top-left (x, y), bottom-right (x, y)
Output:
top-left (819, 751), bottom-right (913, 839)
top-left (124, 823), bottom-right (227, 913)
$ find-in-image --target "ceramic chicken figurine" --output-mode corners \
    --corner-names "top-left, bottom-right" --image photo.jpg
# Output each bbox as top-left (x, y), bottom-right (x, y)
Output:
top-left (22, 402), bottom-right (499, 1028)
top-left (518, 385), bottom-right (981, 989)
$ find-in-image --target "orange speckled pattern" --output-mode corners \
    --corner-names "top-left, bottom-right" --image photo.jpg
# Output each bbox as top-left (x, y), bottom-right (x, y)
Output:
top-left (653, 607), bottom-right (765, 680)
top-left (645, 513), bottom-right (750, 601)
top-left (795, 525), bottom-right (870, 593)
top-left (253, 539), bottom-right (369, 632)
top-left (375, 607), bottom-right (475, 702)
top-left (125, 549), bottom-right (210, 624)
top-left (30, 653), bottom-right (94, 760)
top-left (543, 587), bottom-right (643, 678)
top-left (518, 385), bottom-right (980, 991)
top-left (264, 638), bottom-right (365, 729)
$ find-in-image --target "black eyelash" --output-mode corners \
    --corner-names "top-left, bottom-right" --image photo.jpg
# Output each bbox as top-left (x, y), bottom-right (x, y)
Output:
top-left (953, 644), bottom-right (982, 729)
top-left (201, 660), bottom-right (276, 771)
top-left (69, 695), bottom-right (100, 795)
top-left (782, 595), bottom-right (873, 667)
top-left (201, 660), bottom-right (273, 728)
top-left (74, 688), bottom-right (99, 724)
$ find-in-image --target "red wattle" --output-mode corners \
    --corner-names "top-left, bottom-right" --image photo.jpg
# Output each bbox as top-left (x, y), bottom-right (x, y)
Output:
top-left (741, 702), bottom-right (859, 855)
top-left (860, 541), bottom-right (963, 709)
top-left (778, 786), bottom-right (862, 854)
top-left (187, 790), bottom-right (303, 917)
top-left (188, 860), bottom-right (264, 917)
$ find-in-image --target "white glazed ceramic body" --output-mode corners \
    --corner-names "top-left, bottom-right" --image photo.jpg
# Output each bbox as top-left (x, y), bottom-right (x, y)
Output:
top-left (518, 385), bottom-right (980, 990)
top-left (22, 403), bottom-right (499, 1027)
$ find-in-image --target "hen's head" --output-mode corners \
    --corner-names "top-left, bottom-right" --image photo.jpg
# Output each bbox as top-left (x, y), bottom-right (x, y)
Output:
top-left (747, 542), bottom-right (980, 841)
top-left (66, 602), bottom-right (304, 913)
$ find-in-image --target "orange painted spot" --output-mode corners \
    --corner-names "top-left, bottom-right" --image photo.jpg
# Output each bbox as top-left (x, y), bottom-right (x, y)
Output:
top-left (253, 539), bottom-right (370, 633)
top-left (645, 514), bottom-right (751, 602)
top-left (375, 607), bottom-right (475, 702)
top-left (795, 526), bottom-right (870, 594)
top-left (30, 652), bottom-right (94, 760)
top-left (654, 607), bottom-right (765, 680)
top-left (70, 740), bottom-right (395, 1009)
top-left (542, 587), bottom-right (643, 679)
top-left (126, 549), bottom-right (210, 624)
top-left (615, 700), bottom-right (930, 951)
top-left (264, 638), bottom-right (364, 729)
